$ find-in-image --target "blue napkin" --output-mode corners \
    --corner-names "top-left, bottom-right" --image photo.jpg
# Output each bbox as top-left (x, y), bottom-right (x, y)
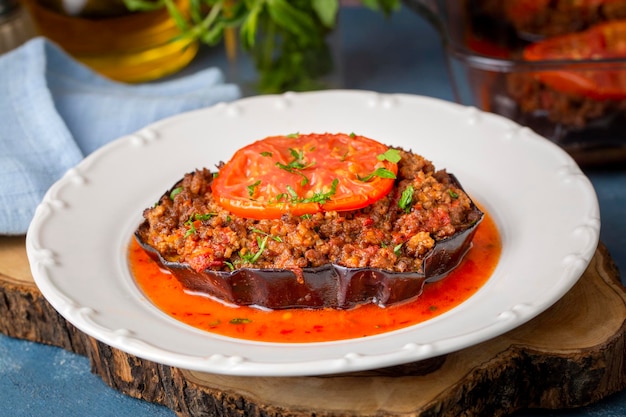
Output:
top-left (0, 37), bottom-right (241, 235)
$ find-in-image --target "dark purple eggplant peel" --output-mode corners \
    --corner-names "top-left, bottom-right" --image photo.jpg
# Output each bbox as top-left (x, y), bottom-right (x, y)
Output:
top-left (134, 175), bottom-right (483, 310)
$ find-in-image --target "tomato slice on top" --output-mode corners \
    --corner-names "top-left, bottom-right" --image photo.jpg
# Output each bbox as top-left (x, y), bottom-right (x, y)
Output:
top-left (211, 133), bottom-right (399, 219)
top-left (523, 20), bottom-right (626, 99)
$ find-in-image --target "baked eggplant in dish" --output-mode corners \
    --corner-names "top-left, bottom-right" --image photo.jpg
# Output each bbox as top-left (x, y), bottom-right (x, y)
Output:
top-left (135, 133), bottom-right (483, 309)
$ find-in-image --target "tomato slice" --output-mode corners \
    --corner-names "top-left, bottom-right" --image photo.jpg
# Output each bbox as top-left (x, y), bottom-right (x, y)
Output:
top-left (211, 133), bottom-right (398, 219)
top-left (523, 20), bottom-right (626, 99)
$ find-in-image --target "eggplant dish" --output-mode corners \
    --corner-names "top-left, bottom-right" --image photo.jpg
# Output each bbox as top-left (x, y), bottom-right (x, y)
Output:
top-left (135, 133), bottom-right (483, 309)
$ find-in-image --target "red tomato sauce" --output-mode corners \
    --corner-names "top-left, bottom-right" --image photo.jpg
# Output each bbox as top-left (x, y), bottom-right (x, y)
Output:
top-left (128, 208), bottom-right (501, 343)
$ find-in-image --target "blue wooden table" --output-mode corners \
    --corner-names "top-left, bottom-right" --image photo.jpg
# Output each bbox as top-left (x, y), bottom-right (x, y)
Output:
top-left (2, 5), bottom-right (625, 416)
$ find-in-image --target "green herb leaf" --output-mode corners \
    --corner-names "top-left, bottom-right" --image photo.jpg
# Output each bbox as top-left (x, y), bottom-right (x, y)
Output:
top-left (247, 180), bottom-right (261, 197)
top-left (275, 148), bottom-right (315, 172)
top-left (260, 151), bottom-right (273, 157)
top-left (448, 189), bottom-right (459, 199)
top-left (196, 213), bottom-right (217, 221)
top-left (240, 235), bottom-right (268, 264)
top-left (275, 192), bottom-right (288, 203)
top-left (169, 186), bottom-right (183, 200)
top-left (251, 228), bottom-right (283, 242)
top-left (276, 178), bottom-right (339, 205)
top-left (183, 212), bottom-right (216, 237)
top-left (301, 178), bottom-right (338, 204)
top-left (398, 185), bottom-right (414, 213)
top-left (275, 147), bottom-right (314, 186)
top-left (230, 317), bottom-right (252, 324)
top-left (393, 243), bottom-right (403, 256)
top-left (184, 226), bottom-right (196, 238)
top-left (187, 213), bottom-right (216, 223)
top-left (286, 185), bottom-right (299, 200)
top-left (377, 148), bottom-right (401, 163)
top-left (358, 167), bottom-right (397, 182)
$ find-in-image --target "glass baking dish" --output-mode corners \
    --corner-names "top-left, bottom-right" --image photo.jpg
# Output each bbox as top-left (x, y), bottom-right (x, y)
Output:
top-left (404, 0), bottom-right (626, 166)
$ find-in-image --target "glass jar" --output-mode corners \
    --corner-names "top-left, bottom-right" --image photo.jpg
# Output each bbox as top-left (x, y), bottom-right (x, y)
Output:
top-left (22, 0), bottom-right (198, 82)
top-left (404, 0), bottom-right (626, 166)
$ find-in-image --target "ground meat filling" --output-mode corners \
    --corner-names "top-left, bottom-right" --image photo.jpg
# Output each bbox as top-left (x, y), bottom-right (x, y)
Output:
top-left (140, 149), bottom-right (480, 274)
top-left (507, 74), bottom-right (626, 128)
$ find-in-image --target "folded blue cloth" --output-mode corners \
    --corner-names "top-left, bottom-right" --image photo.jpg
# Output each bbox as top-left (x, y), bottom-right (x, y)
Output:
top-left (0, 37), bottom-right (241, 235)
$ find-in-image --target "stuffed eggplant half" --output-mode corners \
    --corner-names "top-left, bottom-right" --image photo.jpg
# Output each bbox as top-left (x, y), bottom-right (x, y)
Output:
top-left (135, 133), bottom-right (483, 309)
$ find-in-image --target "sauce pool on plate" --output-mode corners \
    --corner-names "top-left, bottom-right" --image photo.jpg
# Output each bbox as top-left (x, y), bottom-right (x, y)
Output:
top-left (128, 207), bottom-right (501, 343)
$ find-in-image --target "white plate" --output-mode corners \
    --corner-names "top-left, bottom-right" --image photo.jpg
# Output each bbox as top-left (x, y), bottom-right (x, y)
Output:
top-left (26, 90), bottom-right (600, 376)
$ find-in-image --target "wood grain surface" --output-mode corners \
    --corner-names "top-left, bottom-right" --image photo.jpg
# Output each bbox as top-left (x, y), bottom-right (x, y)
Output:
top-left (1, 236), bottom-right (625, 416)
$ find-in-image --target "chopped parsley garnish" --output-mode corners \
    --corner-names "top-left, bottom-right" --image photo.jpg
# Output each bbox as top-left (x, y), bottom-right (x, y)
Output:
top-left (286, 132), bottom-right (300, 138)
top-left (349, 132), bottom-right (356, 138)
top-left (448, 189), bottom-right (459, 199)
top-left (230, 318), bottom-right (252, 324)
top-left (276, 148), bottom-right (315, 172)
top-left (169, 186), bottom-right (183, 200)
top-left (358, 167), bottom-right (397, 182)
top-left (193, 213), bottom-right (216, 221)
top-left (302, 179), bottom-right (339, 204)
top-left (184, 224), bottom-right (196, 238)
top-left (260, 151), bottom-right (273, 157)
top-left (377, 148), bottom-right (401, 163)
top-left (251, 228), bottom-right (283, 242)
top-left (240, 236), bottom-right (268, 264)
top-left (357, 148), bottom-right (400, 181)
top-left (393, 243), bottom-right (403, 256)
top-left (273, 179), bottom-right (339, 205)
top-left (247, 180), bottom-right (261, 197)
top-left (183, 213), bottom-right (216, 237)
top-left (398, 185), bottom-right (414, 213)
top-left (276, 147), bottom-right (315, 186)
top-left (285, 185), bottom-right (299, 201)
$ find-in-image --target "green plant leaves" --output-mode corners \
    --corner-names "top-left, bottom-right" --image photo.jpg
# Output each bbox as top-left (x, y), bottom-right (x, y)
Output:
top-left (121, 0), bottom-right (399, 93)
top-left (266, 0), bottom-right (318, 41)
top-left (312, 0), bottom-right (339, 28)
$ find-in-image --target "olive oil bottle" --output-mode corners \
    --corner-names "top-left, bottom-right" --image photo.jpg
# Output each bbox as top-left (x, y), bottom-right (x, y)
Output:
top-left (22, 0), bottom-right (198, 82)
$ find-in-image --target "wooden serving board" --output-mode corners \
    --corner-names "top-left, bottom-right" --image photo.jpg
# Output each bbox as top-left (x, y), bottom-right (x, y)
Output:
top-left (1, 235), bottom-right (626, 417)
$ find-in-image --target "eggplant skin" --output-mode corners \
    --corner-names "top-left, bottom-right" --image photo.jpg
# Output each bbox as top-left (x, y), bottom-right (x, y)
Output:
top-left (134, 174), bottom-right (483, 310)
top-left (135, 219), bottom-right (480, 309)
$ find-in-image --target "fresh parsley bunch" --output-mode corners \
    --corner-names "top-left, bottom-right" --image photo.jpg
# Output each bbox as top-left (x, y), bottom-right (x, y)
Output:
top-left (124, 0), bottom-right (400, 93)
